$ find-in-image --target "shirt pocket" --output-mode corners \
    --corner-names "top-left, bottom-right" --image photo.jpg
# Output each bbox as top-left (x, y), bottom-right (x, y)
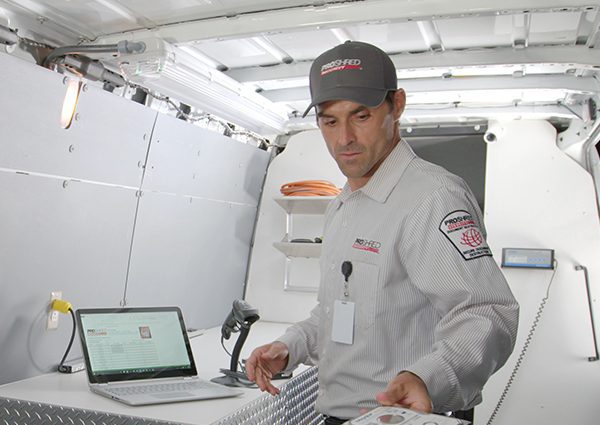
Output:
top-left (351, 261), bottom-right (380, 331)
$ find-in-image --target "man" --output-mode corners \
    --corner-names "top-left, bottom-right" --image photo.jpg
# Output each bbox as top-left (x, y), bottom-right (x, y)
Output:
top-left (246, 41), bottom-right (519, 424)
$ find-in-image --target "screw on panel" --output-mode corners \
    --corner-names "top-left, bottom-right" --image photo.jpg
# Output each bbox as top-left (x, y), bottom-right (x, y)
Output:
top-left (82, 84), bottom-right (88, 92)
top-left (74, 113), bottom-right (80, 121)
top-left (62, 180), bottom-right (69, 188)
top-left (68, 145), bottom-right (75, 153)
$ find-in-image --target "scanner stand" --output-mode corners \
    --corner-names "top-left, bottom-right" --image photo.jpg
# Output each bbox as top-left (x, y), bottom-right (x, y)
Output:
top-left (212, 324), bottom-right (258, 388)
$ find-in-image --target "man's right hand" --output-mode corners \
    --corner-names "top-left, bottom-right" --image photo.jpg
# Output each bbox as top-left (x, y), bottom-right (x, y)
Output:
top-left (245, 342), bottom-right (289, 395)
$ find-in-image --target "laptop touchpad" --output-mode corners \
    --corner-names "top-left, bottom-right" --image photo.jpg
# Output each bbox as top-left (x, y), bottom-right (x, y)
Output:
top-left (152, 392), bottom-right (194, 399)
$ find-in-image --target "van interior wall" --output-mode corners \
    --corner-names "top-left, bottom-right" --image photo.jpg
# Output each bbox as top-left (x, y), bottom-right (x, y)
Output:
top-left (245, 131), bottom-right (346, 322)
top-left (245, 122), bottom-right (600, 423)
top-left (0, 52), bottom-right (269, 385)
top-left (477, 119), bottom-right (600, 424)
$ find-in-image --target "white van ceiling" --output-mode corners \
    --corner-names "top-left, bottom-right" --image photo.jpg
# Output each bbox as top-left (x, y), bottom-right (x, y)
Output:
top-left (1, 0), bottom-right (599, 135)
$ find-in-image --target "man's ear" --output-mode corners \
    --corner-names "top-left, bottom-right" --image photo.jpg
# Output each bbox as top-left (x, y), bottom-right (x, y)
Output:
top-left (393, 89), bottom-right (406, 119)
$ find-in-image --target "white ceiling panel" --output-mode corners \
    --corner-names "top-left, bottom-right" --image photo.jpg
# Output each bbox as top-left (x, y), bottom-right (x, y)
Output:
top-left (353, 22), bottom-right (430, 52)
top-left (194, 38), bottom-right (279, 68)
top-left (437, 16), bottom-right (513, 49)
top-left (529, 11), bottom-right (582, 44)
top-left (263, 30), bottom-right (343, 62)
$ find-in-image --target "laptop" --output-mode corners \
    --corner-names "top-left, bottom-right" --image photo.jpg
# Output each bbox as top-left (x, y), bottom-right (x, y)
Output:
top-left (75, 306), bottom-right (242, 405)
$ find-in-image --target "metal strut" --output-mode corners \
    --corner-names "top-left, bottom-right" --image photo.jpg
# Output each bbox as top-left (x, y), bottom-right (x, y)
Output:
top-left (575, 264), bottom-right (599, 361)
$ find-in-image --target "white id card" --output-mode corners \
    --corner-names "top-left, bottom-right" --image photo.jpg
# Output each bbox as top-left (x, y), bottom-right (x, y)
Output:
top-left (331, 300), bottom-right (355, 345)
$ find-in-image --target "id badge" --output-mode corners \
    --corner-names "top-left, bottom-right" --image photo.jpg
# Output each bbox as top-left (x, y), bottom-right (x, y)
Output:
top-left (331, 299), bottom-right (355, 345)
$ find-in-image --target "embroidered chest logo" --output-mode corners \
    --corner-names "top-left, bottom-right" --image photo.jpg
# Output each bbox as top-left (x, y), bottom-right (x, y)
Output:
top-left (439, 210), bottom-right (491, 260)
top-left (352, 238), bottom-right (381, 254)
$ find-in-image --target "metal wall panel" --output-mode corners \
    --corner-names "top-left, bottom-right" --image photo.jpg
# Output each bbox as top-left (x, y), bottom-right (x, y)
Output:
top-left (0, 52), bottom-right (154, 187)
top-left (142, 115), bottom-right (269, 205)
top-left (128, 114), bottom-right (270, 330)
top-left (0, 51), bottom-right (269, 385)
top-left (124, 192), bottom-right (258, 329)
top-left (0, 172), bottom-right (138, 384)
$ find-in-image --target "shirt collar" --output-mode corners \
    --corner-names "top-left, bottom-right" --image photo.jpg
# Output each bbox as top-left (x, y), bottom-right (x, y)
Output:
top-left (337, 139), bottom-right (416, 204)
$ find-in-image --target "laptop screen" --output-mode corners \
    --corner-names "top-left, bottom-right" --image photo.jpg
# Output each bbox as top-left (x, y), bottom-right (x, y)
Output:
top-left (76, 307), bottom-right (198, 384)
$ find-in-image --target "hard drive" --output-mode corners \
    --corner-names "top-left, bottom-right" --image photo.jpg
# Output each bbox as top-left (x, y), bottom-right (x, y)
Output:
top-left (343, 406), bottom-right (470, 425)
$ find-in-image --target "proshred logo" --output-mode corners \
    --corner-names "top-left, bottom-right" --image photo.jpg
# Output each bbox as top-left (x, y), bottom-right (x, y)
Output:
top-left (321, 58), bottom-right (362, 76)
top-left (443, 214), bottom-right (475, 230)
top-left (352, 237), bottom-right (381, 254)
top-left (439, 210), bottom-right (491, 260)
top-left (86, 328), bottom-right (108, 336)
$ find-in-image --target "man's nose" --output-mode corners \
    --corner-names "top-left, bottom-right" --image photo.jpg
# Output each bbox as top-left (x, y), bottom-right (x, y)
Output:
top-left (338, 121), bottom-right (355, 146)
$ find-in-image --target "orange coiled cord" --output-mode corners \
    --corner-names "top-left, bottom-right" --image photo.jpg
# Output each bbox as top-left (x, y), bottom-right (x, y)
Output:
top-left (280, 180), bottom-right (341, 196)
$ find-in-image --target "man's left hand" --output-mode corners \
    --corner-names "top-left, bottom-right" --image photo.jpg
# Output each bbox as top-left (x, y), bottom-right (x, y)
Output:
top-left (375, 371), bottom-right (433, 413)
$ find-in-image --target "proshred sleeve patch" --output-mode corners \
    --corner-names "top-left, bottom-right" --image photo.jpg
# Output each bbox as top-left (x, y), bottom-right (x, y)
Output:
top-left (439, 210), bottom-right (492, 260)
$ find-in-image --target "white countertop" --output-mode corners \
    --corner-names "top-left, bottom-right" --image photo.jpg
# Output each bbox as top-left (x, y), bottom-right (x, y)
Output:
top-left (0, 321), bottom-right (300, 425)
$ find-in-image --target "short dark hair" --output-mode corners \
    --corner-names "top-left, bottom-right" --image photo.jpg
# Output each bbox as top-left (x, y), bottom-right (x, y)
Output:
top-left (384, 90), bottom-right (396, 107)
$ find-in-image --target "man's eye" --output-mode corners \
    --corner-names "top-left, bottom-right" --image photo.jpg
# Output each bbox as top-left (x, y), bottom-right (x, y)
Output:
top-left (356, 113), bottom-right (370, 121)
top-left (322, 119), bottom-right (336, 126)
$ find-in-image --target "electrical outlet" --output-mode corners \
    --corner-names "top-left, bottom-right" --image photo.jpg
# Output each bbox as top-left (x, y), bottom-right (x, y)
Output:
top-left (47, 291), bottom-right (62, 330)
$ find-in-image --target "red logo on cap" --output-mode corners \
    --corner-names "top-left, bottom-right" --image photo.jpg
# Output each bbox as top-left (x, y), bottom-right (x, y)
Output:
top-left (320, 58), bottom-right (362, 76)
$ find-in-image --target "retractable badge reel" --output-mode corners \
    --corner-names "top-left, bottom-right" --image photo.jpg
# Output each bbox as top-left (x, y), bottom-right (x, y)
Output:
top-left (331, 261), bottom-right (355, 345)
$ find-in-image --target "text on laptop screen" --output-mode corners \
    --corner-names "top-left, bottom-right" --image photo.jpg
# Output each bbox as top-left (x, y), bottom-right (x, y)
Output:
top-left (79, 311), bottom-right (191, 376)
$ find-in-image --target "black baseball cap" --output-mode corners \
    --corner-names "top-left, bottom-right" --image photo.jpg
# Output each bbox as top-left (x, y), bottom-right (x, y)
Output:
top-left (302, 41), bottom-right (398, 117)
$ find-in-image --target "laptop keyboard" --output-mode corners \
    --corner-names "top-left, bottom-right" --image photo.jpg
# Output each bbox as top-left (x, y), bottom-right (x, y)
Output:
top-left (0, 396), bottom-right (181, 425)
top-left (107, 380), bottom-right (213, 396)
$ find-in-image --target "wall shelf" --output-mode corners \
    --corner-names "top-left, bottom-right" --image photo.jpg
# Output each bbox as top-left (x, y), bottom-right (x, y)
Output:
top-left (273, 241), bottom-right (322, 258)
top-left (273, 195), bottom-right (334, 292)
top-left (274, 196), bottom-right (334, 215)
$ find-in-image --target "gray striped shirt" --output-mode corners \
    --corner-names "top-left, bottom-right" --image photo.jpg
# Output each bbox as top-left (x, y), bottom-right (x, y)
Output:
top-left (277, 140), bottom-right (519, 418)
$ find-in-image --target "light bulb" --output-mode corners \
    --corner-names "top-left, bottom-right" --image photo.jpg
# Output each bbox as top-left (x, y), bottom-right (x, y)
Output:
top-left (60, 79), bottom-right (82, 129)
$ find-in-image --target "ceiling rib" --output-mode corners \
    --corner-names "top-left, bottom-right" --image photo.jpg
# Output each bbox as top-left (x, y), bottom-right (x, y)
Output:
top-left (262, 74), bottom-right (599, 103)
top-left (330, 27), bottom-right (353, 43)
top-left (512, 13), bottom-right (531, 49)
top-left (226, 45), bottom-right (600, 83)
top-left (584, 8), bottom-right (600, 48)
top-left (417, 21), bottom-right (444, 52)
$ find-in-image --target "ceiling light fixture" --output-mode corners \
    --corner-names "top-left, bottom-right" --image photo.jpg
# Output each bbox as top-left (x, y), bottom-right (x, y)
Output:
top-left (116, 37), bottom-right (289, 135)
